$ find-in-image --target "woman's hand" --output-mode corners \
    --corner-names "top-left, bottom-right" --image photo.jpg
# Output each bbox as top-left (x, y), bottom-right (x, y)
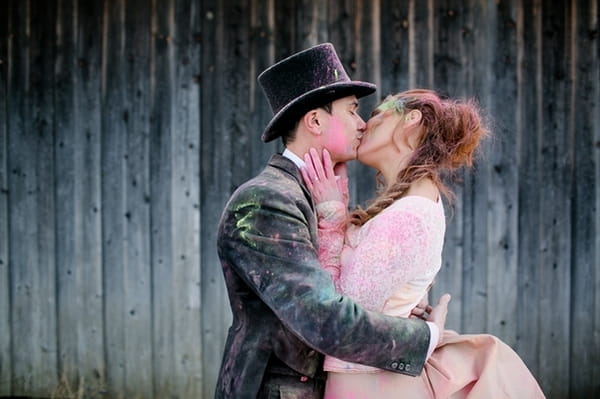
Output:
top-left (301, 148), bottom-right (348, 206)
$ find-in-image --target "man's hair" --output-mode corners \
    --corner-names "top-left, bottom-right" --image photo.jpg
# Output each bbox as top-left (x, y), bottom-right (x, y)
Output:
top-left (280, 102), bottom-right (333, 146)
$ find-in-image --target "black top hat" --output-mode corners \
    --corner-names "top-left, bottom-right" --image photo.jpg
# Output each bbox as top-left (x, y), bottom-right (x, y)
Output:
top-left (258, 43), bottom-right (376, 142)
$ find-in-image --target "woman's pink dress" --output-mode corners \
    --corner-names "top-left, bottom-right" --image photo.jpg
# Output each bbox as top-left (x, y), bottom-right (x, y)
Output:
top-left (316, 196), bottom-right (545, 399)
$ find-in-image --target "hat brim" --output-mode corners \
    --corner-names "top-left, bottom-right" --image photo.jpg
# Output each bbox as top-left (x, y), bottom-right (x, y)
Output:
top-left (261, 81), bottom-right (376, 142)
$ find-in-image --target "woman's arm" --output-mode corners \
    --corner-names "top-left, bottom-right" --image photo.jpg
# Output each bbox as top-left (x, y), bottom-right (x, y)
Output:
top-left (340, 204), bottom-right (431, 309)
top-left (301, 148), bottom-right (350, 287)
top-left (315, 200), bottom-right (347, 287)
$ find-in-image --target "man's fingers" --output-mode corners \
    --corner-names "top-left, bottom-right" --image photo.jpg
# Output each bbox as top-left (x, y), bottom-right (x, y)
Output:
top-left (438, 294), bottom-right (451, 306)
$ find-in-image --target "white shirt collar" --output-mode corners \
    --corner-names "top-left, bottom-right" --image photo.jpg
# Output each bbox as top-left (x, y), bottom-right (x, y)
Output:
top-left (282, 148), bottom-right (306, 168)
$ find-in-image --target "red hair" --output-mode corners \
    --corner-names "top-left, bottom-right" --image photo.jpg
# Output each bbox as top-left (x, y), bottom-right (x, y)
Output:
top-left (350, 89), bottom-right (489, 226)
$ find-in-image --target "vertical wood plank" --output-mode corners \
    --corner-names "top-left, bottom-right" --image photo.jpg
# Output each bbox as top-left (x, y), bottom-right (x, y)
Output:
top-left (200, 1), bottom-right (232, 397)
top-left (226, 0), bottom-right (252, 190)
top-left (101, 0), bottom-right (128, 396)
top-left (1, 1), bottom-right (600, 397)
top-left (379, 0), bottom-right (410, 97)
top-left (409, 0), bottom-right (434, 87)
top-left (430, 1), bottom-right (481, 331)
top-left (353, 0), bottom-right (380, 206)
top-left (75, 0), bottom-right (105, 393)
top-left (249, 0), bottom-right (278, 175)
top-left (457, 0), bottom-right (494, 335)
top-left (594, 1), bottom-right (600, 393)
top-left (296, 0), bottom-right (327, 49)
top-left (9, 0), bottom-right (58, 396)
top-left (122, 0), bottom-right (153, 396)
top-left (55, 0), bottom-right (106, 396)
top-left (329, 0), bottom-right (363, 206)
top-left (274, 0), bottom-right (296, 59)
top-left (328, 0), bottom-right (354, 62)
top-left (171, 0), bottom-right (203, 396)
top-left (430, 0), bottom-right (470, 331)
top-left (594, 2), bottom-right (600, 395)
top-left (0, 0), bottom-right (10, 394)
top-left (31, 1), bottom-right (58, 393)
top-left (54, 0), bottom-right (77, 391)
top-left (537, 1), bottom-right (572, 396)
top-left (569, 0), bottom-right (599, 396)
top-left (515, 0), bottom-right (542, 376)
top-left (6, 1), bottom-right (28, 395)
top-left (149, 0), bottom-right (176, 396)
top-left (486, 0), bottom-right (519, 345)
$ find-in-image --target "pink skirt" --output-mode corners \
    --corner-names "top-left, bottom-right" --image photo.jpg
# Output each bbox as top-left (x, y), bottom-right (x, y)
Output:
top-left (324, 331), bottom-right (546, 399)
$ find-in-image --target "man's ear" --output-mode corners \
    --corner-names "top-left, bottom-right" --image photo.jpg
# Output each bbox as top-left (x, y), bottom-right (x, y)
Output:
top-left (302, 109), bottom-right (322, 136)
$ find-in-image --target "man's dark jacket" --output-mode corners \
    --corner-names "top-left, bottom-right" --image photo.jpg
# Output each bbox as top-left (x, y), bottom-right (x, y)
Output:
top-left (215, 154), bottom-right (430, 398)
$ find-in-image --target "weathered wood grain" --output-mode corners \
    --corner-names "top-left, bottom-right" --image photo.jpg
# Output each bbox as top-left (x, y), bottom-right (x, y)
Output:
top-left (55, 0), bottom-right (106, 396)
top-left (0, 0), bottom-right (10, 395)
top-left (537, 1), bottom-right (573, 397)
top-left (101, 0), bottom-right (128, 396)
top-left (199, 1), bottom-right (233, 397)
top-left (1, 1), bottom-right (599, 398)
top-left (8, 0), bottom-right (58, 396)
top-left (569, 0), bottom-right (599, 397)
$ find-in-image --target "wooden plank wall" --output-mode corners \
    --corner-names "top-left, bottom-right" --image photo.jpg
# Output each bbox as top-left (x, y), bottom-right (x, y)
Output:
top-left (0, 0), bottom-right (598, 398)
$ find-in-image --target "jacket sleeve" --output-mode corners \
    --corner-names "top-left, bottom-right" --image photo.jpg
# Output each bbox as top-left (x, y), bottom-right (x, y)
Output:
top-left (217, 183), bottom-right (430, 376)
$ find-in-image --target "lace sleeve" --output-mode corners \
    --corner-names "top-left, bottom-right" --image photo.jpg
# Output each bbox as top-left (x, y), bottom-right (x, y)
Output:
top-left (315, 200), bottom-right (347, 288)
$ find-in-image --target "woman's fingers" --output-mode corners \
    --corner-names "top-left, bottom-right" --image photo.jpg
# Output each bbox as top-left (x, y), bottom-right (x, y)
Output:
top-left (309, 148), bottom-right (327, 181)
top-left (333, 161), bottom-right (348, 181)
top-left (322, 149), bottom-right (335, 180)
top-left (301, 148), bottom-right (348, 204)
top-left (303, 152), bottom-right (320, 182)
top-left (300, 167), bottom-right (313, 190)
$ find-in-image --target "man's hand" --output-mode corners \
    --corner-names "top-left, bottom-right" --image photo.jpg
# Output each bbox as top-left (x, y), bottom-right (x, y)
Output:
top-left (427, 294), bottom-right (451, 344)
top-left (409, 293), bottom-right (433, 320)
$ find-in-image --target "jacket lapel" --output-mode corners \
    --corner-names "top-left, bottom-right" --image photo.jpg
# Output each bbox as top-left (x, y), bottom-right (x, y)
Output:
top-left (268, 154), bottom-right (315, 211)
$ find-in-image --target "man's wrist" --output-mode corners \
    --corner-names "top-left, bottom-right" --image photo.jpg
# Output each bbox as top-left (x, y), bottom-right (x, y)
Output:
top-left (425, 321), bottom-right (439, 359)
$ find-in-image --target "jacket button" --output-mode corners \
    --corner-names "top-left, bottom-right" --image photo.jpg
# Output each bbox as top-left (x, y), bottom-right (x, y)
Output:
top-left (390, 361), bottom-right (399, 369)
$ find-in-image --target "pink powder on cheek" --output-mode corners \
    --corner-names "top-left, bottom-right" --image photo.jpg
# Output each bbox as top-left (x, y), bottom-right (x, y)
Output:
top-left (320, 117), bottom-right (351, 156)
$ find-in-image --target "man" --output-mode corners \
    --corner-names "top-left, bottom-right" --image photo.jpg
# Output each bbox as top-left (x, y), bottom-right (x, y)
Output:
top-left (215, 43), bottom-right (450, 399)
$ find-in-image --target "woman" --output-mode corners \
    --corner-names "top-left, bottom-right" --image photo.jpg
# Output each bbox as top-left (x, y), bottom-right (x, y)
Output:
top-left (301, 89), bottom-right (545, 398)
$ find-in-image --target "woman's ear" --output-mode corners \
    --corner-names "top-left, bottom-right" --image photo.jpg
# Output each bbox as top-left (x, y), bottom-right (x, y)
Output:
top-left (402, 110), bottom-right (423, 149)
top-left (302, 109), bottom-right (322, 136)
top-left (404, 109), bottom-right (422, 126)
top-left (393, 109), bottom-right (423, 151)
